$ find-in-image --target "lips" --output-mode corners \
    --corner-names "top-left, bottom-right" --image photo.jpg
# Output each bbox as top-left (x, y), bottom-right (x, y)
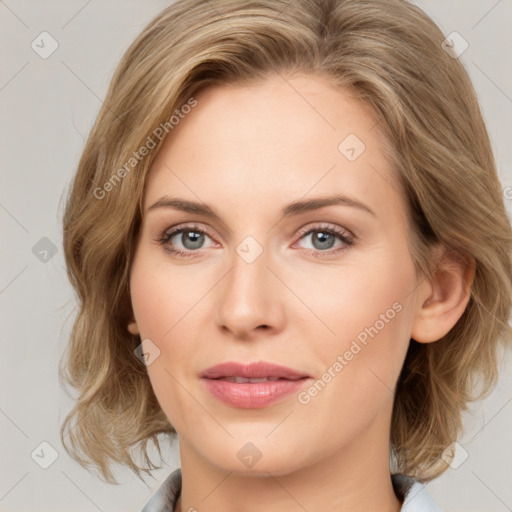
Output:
top-left (200, 361), bottom-right (310, 380)
top-left (222, 376), bottom-right (282, 383)
top-left (200, 361), bottom-right (311, 409)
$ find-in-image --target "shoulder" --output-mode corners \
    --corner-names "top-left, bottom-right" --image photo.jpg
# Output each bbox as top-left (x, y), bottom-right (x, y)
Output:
top-left (392, 474), bottom-right (442, 512)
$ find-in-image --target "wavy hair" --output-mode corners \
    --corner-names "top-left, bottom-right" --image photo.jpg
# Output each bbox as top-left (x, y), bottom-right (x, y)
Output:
top-left (59, 0), bottom-right (512, 484)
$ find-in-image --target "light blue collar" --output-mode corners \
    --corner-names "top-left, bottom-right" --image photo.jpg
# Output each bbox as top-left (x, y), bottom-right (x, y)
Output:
top-left (141, 468), bottom-right (442, 511)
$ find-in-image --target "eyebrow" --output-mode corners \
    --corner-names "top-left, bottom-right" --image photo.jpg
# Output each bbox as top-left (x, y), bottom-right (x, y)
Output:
top-left (146, 194), bottom-right (376, 219)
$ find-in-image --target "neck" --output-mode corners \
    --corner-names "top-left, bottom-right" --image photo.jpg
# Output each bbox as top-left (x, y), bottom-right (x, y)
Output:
top-left (174, 411), bottom-right (402, 512)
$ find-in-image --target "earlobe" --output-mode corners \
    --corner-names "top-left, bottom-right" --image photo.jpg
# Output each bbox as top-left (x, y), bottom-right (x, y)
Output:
top-left (411, 246), bottom-right (476, 344)
top-left (127, 320), bottom-right (140, 335)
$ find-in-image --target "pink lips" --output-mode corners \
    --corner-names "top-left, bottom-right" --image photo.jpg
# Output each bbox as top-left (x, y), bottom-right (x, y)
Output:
top-left (200, 361), bottom-right (311, 409)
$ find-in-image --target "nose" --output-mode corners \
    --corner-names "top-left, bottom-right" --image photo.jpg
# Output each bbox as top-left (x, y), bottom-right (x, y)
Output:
top-left (215, 242), bottom-right (285, 340)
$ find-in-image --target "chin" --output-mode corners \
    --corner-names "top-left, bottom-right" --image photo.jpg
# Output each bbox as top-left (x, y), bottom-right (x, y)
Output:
top-left (196, 438), bottom-right (310, 477)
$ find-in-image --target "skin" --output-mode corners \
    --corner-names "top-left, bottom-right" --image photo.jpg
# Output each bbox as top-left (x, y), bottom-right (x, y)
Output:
top-left (127, 73), bottom-right (473, 512)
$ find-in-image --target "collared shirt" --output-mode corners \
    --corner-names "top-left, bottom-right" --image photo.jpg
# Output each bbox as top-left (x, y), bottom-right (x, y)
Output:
top-left (141, 468), bottom-right (441, 511)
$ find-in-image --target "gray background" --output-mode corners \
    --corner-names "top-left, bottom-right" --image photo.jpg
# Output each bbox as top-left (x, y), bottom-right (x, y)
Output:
top-left (1, 1), bottom-right (511, 511)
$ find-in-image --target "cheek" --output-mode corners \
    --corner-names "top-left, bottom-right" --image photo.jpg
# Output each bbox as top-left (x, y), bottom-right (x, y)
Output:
top-left (292, 246), bottom-right (415, 397)
top-left (294, 245), bottom-right (414, 343)
top-left (129, 250), bottom-right (207, 339)
top-left (129, 252), bottom-right (213, 427)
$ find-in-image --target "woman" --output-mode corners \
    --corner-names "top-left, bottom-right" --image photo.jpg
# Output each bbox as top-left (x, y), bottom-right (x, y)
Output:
top-left (59, 0), bottom-right (512, 510)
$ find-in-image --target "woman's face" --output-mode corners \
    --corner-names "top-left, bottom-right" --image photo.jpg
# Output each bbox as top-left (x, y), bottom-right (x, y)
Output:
top-left (129, 74), bottom-right (426, 476)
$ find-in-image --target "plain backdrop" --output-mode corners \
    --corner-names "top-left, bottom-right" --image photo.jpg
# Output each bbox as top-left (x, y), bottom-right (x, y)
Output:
top-left (1, 1), bottom-right (511, 511)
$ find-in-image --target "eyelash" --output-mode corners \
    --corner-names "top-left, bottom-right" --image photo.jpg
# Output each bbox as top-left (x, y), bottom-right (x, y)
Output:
top-left (157, 223), bottom-right (354, 259)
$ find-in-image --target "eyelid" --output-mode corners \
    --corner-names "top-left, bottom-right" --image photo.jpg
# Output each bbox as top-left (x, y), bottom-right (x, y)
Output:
top-left (294, 223), bottom-right (354, 243)
top-left (158, 221), bottom-right (354, 256)
top-left (160, 221), bottom-right (353, 239)
top-left (160, 222), bottom-right (218, 245)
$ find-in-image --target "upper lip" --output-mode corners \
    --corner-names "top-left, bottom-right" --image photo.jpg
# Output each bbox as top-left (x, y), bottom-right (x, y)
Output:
top-left (200, 361), bottom-right (310, 380)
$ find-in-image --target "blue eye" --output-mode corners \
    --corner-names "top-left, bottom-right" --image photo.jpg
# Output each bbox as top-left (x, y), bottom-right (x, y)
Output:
top-left (158, 224), bottom-right (215, 257)
top-left (293, 224), bottom-right (354, 257)
top-left (297, 227), bottom-right (352, 252)
top-left (158, 223), bottom-right (354, 258)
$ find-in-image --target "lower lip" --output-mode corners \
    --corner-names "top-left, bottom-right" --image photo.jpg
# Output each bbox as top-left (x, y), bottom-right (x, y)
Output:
top-left (202, 378), bottom-right (311, 408)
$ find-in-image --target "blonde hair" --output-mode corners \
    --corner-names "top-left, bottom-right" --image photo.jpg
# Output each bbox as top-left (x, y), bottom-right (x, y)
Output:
top-left (60, 0), bottom-right (512, 484)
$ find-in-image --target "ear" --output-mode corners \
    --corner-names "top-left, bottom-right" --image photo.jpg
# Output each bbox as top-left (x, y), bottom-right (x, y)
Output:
top-left (411, 244), bottom-right (476, 343)
top-left (127, 319), bottom-right (140, 336)
top-left (126, 288), bottom-right (140, 335)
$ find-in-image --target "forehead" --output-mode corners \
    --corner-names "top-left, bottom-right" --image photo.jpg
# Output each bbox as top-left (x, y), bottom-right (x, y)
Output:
top-left (143, 74), bottom-right (404, 224)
